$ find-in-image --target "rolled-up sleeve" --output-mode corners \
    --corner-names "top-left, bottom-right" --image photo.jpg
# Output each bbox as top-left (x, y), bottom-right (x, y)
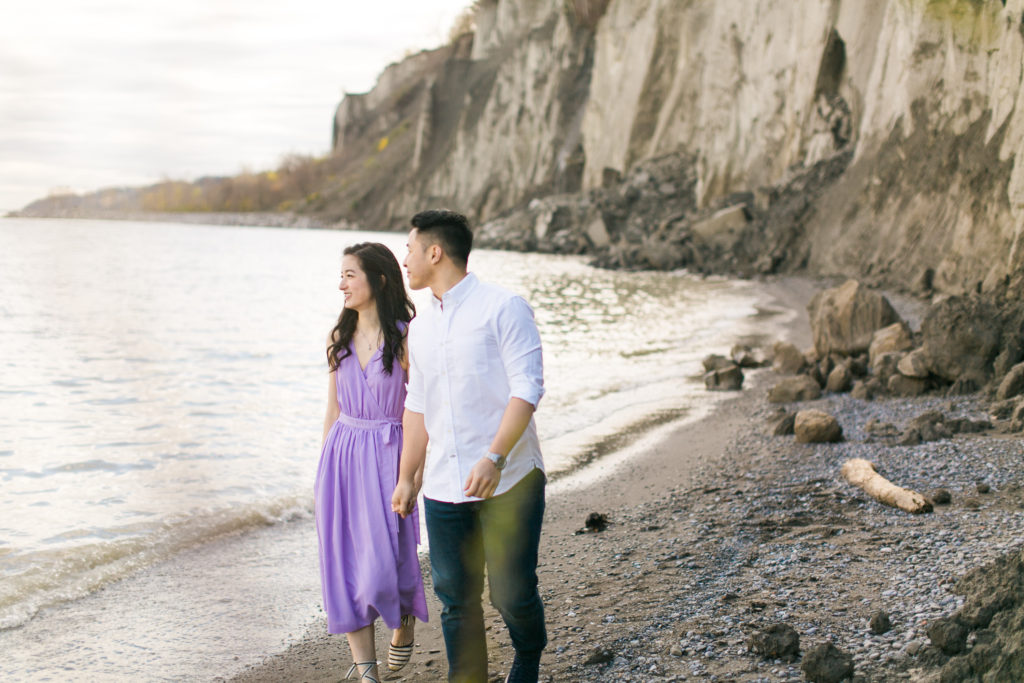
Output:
top-left (495, 296), bottom-right (545, 407)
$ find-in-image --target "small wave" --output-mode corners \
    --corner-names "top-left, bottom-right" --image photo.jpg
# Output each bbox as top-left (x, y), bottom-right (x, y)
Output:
top-left (0, 493), bottom-right (313, 630)
top-left (47, 459), bottom-right (156, 474)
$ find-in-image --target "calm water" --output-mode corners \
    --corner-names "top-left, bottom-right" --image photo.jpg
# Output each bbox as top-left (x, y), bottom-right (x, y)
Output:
top-left (0, 218), bottom-right (775, 678)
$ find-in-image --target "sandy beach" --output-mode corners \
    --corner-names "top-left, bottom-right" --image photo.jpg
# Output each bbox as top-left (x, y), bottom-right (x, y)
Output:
top-left (229, 277), bottom-right (1024, 683)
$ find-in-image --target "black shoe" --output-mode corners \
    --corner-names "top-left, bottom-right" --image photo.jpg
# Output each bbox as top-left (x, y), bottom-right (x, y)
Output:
top-left (505, 650), bottom-right (541, 683)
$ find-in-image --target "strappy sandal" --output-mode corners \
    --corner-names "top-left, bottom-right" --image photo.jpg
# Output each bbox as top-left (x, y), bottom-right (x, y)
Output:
top-left (345, 661), bottom-right (379, 682)
top-left (387, 614), bottom-right (415, 671)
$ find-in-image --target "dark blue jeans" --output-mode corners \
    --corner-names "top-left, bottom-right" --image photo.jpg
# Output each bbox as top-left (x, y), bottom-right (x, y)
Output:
top-left (424, 468), bottom-right (547, 683)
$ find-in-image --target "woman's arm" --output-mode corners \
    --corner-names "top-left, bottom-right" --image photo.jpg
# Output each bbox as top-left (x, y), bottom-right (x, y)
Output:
top-left (321, 370), bottom-right (340, 447)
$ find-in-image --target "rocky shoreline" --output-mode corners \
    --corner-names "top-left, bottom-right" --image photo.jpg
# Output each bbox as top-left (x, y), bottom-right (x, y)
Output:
top-left (230, 278), bottom-right (1024, 682)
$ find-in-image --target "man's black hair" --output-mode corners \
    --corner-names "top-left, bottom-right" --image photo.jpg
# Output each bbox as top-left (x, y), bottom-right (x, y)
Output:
top-left (410, 209), bottom-right (473, 267)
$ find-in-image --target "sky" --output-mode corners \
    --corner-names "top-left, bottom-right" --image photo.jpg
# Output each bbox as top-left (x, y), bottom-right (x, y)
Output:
top-left (0, 0), bottom-right (473, 213)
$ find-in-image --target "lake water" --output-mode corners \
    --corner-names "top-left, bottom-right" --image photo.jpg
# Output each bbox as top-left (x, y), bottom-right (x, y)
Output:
top-left (0, 218), bottom-right (784, 679)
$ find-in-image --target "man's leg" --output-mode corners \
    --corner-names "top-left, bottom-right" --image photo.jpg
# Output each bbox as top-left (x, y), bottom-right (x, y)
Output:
top-left (424, 497), bottom-right (488, 683)
top-left (480, 469), bottom-right (547, 682)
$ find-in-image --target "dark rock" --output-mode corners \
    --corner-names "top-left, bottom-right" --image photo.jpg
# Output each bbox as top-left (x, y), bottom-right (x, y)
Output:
top-left (947, 374), bottom-right (983, 396)
top-left (748, 623), bottom-right (800, 662)
top-left (910, 411), bottom-right (945, 429)
top-left (931, 488), bottom-right (953, 505)
top-left (584, 512), bottom-right (608, 532)
top-left (794, 410), bottom-right (843, 443)
top-left (871, 351), bottom-right (904, 385)
top-left (989, 398), bottom-right (1020, 421)
top-left (898, 348), bottom-right (931, 378)
top-left (889, 373), bottom-right (928, 397)
top-left (945, 417), bottom-right (991, 433)
top-left (996, 361), bottom-right (1024, 400)
top-left (1012, 400), bottom-right (1024, 432)
top-left (768, 375), bottom-right (822, 403)
top-left (808, 364), bottom-right (826, 388)
top-left (850, 379), bottom-right (878, 400)
top-left (919, 421), bottom-right (952, 442)
top-left (800, 641), bottom-right (854, 682)
top-left (704, 364), bottom-right (743, 391)
top-left (702, 354), bottom-right (734, 372)
top-left (808, 280), bottom-right (902, 357)
top-left (771, 412), bottom-right (796, 436)
top-left (921, 296), bottom-right (1002, 383)
top-left (731, 344), bottom-right (766, 368)
top-left (928, 616), bottom-right (968, 655)
top-left (583, 647), bottom-right (614, 665)
top-left (897, 428), bottom-right (922, 446)
top-left (772, 341), bottom-right (806, 375)
top-left (963, 497), bottom-right (982, 510)
top-left (870, 611), bottom-right (893, 635)
top-left (976, 482), bottom-right (991, 494)
top-left (865, 419), bottom-right (899, 437)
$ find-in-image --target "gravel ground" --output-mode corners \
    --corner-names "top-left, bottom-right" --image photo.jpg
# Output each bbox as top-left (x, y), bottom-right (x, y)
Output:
top-left (536, 371), bottom-right (1024, 682)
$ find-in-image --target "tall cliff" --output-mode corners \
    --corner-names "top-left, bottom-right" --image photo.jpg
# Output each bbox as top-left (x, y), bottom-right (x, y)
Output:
top-left (330, 0), bottom-right (1024, 297)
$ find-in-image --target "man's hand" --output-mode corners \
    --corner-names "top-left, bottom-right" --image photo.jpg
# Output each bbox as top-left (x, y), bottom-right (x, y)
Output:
top-left (392, 478), bottom-right (419, 518)
top-left (464, 457), bottom-right (501, 499)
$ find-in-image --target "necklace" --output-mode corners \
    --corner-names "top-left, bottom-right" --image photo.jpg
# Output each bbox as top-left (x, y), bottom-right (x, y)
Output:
top-left (355, 328), bottom-right (382, 353)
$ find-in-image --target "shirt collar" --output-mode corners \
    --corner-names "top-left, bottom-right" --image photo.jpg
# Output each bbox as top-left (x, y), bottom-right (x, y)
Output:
top-left (432, 272), bottom-right (478, 311)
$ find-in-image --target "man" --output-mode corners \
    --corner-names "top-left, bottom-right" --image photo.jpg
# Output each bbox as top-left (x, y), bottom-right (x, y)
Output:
top-left (392, 209), bottom-right (547, 683)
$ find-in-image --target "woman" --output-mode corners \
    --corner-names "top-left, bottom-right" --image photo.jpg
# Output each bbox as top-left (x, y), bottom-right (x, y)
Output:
top-left (316, 242), bottom-right (427, 683)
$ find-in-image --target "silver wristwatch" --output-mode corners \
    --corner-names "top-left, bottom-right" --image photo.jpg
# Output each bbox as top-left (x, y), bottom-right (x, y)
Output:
top-left (485, 452), bottom-right (507, 470)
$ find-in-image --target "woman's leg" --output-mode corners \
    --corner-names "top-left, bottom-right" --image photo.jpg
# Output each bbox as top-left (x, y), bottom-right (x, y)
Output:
top-left (345, 623), bottom-right (378, 678)
top-left (391, 614), bottom-right (415, 647)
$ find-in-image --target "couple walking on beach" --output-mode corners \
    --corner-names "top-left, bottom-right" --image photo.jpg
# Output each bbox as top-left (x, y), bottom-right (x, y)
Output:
top-left (314, 209), bottom-right (547, 683)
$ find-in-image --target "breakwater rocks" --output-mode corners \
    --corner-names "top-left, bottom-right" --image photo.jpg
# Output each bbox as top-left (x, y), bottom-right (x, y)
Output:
top-left (755, 280), bottom-right (1024, 439)
top-left (474, 149), bottom-right (853, 278)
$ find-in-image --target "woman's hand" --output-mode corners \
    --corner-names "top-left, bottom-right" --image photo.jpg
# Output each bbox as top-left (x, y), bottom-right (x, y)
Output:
top-left (463, 458), bottom-right (501, 499)
top-left (392, 478), bottom-right (419, 518)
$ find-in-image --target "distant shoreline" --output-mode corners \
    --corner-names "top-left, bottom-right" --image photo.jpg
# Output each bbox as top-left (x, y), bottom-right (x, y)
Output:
top-left (3, 210), bottom-right (353, 231)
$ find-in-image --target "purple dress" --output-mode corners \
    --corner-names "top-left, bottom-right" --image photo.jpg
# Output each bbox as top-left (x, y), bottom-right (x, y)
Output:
top-left (315, 342), bottom-right (428, 634)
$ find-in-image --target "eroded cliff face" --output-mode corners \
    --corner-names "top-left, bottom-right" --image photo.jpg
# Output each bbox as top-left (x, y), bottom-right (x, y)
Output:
top-left (331, 0), bottom-right (1024, 297)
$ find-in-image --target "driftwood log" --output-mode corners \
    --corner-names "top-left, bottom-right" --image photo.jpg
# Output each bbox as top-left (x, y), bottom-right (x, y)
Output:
top-left (840, 458), bottom-right (933, 514)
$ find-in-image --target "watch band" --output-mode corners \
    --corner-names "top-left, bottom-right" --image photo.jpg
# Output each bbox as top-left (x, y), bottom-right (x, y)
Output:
top-left (486, 451), bottom-right (507, 470)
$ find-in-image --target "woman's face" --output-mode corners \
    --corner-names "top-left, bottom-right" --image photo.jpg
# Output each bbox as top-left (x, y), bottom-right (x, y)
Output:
top-left (339, 254), bottom-right (374, 313)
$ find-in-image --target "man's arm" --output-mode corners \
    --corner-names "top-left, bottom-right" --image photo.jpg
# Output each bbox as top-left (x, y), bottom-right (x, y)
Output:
top-left (464, 296), bottom-right (544, 499)
top-left (463, 397), bottom-right (535, 498)
top-left (392, 409), bottom-right (428, 518)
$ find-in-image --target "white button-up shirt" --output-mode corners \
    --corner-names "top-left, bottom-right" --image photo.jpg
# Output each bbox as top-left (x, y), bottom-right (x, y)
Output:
top-left (405, 272), bottom-right (545, 503)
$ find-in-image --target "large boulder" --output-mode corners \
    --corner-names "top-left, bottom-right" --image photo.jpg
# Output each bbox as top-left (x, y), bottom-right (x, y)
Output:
top-left (889, 374), bottom-right (929, 397)
top-left (825, 363), bottom-right (852, 393)
top-left (920, 296), bottom-right (1002, 382)
top-left (768, 375), bottom-right (822, 403)
top-left (772, 341), bottom-right (806, 375)
top-left (868, 322), bottom-right (914, 366)
top-left (704, 365), bottom-right (743, 391)
top-left (749, 623), bottom-right (800, 662)
top-left (794, 410), bottom-right (843, 443)
top-left (808, 280), bottom-right (902, 357)
top-left (801, 642), bottom-right (854, 683)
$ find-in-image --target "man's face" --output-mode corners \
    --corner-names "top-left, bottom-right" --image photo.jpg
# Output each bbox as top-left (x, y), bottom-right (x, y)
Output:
top-left (403, 228), bottom-right (431, 291)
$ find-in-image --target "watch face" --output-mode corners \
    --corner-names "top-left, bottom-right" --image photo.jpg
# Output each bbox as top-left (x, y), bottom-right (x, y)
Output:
top-left (489, 453), bottom-right (507, 470)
